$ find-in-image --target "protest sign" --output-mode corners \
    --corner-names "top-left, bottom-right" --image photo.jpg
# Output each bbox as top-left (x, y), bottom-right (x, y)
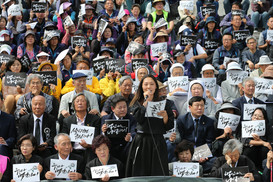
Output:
top-left (36, 71), bottom-right (57, 86)
top-left (63, 16), bottom-right (74, 27)
top-left (13, 163), bottom-right (40, 182)
top-left (150, 42), bottom-right (167, 57)
top-left (31, 2), bottom-right (47, 13)
top-left (145, 100), bottom-right (166, 119)
top-left (231, 10), bottom-right (244, 18)
top-left (98, 19), bottom-right (108, 35)
top-left (126, 41), bottom-right (145, 54)
top-left (168, 76), bottom-right (189, 92)
top-left (223, 57), bottom-right (239, 68)
top-left (44, 30), bottom-right (60, 41)
top-left (5, 71), bottom-right (27, 88)
top-left (192, 144), bottom-right (212, 161)
top-left (222, 166), bottom-right (249, 182)
top-left (8, 4), bottom-right (21, 16)
top-left (0, 54), bottom-right (13, 64)
top-left (154, 18), bottom-right (168, 29)
top-left (20, 54), bottom-right (32, 70)
top-left (69, 124), bottom-right (95, 144)
top-left (217, 112), bottom-right (241, 131)
top-left (227, 70), bottom-right (248, 85)
top-left (73, 70), bottom-right (93, 85)
top-left (242, 120), bottom-right (265, 138)
top-left (204, 39), bottom-right (219, 49)
top-left (71, 36), bottom-right (87, 49)
top-left (233, 30), bottom-right (250, 42)
top-left (197, 77), bottom-right (216, 94)
top-left (105, 119), bottom-right (129, 138)
top-left (243, 104), bottom-right (266, 120)
top-left (131, 59), bottom-right (148, 71)
top-left (91, 164), bottom-right (119, 179)
top-left (179, 0), bottom-right (194, 11)
top-left (254, 78), bottom-right (273, 94)
top-left (173, 162), bottom-right (199, 177)
top-left (117, 3), bottom-right (125, 19)
top-left (180, 35), bottom-right (197, 46)
top-left (31, 62), bottom-right (40, 73)
top-left (201, 5), bottom-right (216, 17)
top-left (50, 159), bottom-right (77, 178)
top-left (164, 120), bottom-right (177, 138)
top-left (93, 56), bottom-right (106, 73)
top-left (105, 58), bottom-right (125, 74)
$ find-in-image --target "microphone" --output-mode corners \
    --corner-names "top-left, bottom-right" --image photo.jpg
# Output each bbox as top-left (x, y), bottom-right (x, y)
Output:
top-left (145, 95), bottom-right (149, 101)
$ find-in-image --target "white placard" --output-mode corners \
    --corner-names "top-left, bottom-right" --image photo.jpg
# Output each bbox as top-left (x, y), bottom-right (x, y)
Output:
top-left (13, 163), bottom-right (40, 182)
top-left (117, 4), bottom-right (125, 20)
top-left (73, 70), bottom-right (93, 85)
top-left (50, 159), bottom-right (77, 179)
top-left (98, 19), bottom-right (108, 35)
top-left (168, 76), bottom-right (189, 92)
top-left (197, 78), bottom-right (216, 94)
top-left (227, 70), bottom-right (248, 85)
top-left (69, 124), bottom-right (95, 144)
top-left (266, 30), bottom-right (273, 42)
top-left (173, 162), bottom-right (199, 177)
top-left (223, 57), bottom-right (239, 68)
top-left (8, 4), bottom-right (21, 16)
top-left (254, 78), bottom-right (273, 94)
top-left (217, 112), bottom-right (241, 131)
top-left (150, 42), bottom-right (167, 57)
top-left (91, 164), bottom-right (119, 179)
top-left (164, 120), bottom-right (176, 138)
top-left (192, 144), bottom-right (212, 161)
top-left (27, 22), bottom-right (38, 29)
top-left (80, 4), bottom-right (86, 16)
top-left (154, 18), bottom-right (168, 29)
top-left (146, 100), bottom-right (166, 118)
top-left (63, 16), bottom-right (74, 27)
top-left (241, 120), bottom-right (265, 138)
top-left (179, 1), bottom-right (194, 11)
top-left (243, 104), bottom-right (266, 120)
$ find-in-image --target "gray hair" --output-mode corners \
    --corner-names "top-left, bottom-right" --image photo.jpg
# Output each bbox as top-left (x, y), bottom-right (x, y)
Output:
top-left (119, 76), bottom-right (133, 86)
top-left (242, 77), bottom-right (255, 87)
top-left (54, 133), bottom-right (71, 145)
top-left (245, 36), bottom-right (257, 44)
top-left (222, 139), bottom-right (243, 155)
top-left (71, 92), bottom-right (90, 111)
top-left (27, 74), bottom-right (44, 85)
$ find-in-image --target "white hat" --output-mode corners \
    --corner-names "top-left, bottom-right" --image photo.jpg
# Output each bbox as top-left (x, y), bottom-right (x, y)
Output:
top-left (54, 49), bottom-right (69, 64)
top-left (226, 62), bottom-right (242, 71)
top-left (178, 25), bottom-right (188, 35)
top-left (257, 55), bottom-right (273, 65)
top-left (200, 64), bottom-right (219, 75)
top-left (37, 51), bottom-right (50, 58)
top-left (0, 44), bottom-right (12, 55)
top-left (170, 63), bottom-right (184, 76)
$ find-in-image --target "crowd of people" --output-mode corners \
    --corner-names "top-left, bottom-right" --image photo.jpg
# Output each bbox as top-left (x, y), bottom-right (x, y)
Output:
top-left (0, 0), bottom-right (273, 181)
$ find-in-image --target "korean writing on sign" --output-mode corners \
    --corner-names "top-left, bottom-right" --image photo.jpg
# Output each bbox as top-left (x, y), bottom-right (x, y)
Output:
top-left (8, 4), bottom-right (21, 16)
top-left (36, 71), bottom-right (57, 86)
top-left (50, 159), bottom-right (77, 178)
top-left (233, 30), bottom-right (250, 42)
top-left (173, 162), bottom-right (199, 177)
top-left (105, 59), bottom-right (125, 74)
top-left (227, 70), bottom-right (248, 85)
top-left (146, 100), bottom-right (166, 119)
top-left (243, 104), bottom-right (266, 120)
top-left (93, 57), bottom-right (106, 73)
top-left (168, 76), bottom-right (189, 92)
top-left (204, 39), bottom-right (219, 49)
top-left (131, 59), bottom-right (148, 71)
top-left (71, 36), bottom-right (87, 49)
top-left (0, 54), bottom-right (13, 64)
top-left (217, 112), bottom-right (241, 131)
top-left (179, 0), bottom-right (194, 11)
top-left (150, 42), bottom-right (167, 57)
top-left (231, 10), bottom-right (244, 19)
top-left (192, 144), bottom-right (212, 161)
top-left (254, 78), bottom-right (273, 94)
top-left (222, 166), bottom-right (249, 182)
top-left (63, 16), bottom-right (74, 27)
top-left (105, 119), bottom-right (129, 138)
top-left (31, 2), bottom-right (47, 13)
top-left (201, 5), bottom-right (216, 17)
top-left (242, 120), bottom-right (266, 138)
top-left (91, 164), bottom-right (119, 179)
top-left (69, 124), bottom-right (95, 144)
top-left (180, 35), bottom-right (197, 46)
top-left (4, 71), bottom-right (27, 88)
top-left (13, 163), bottom-right (40, 182)
top-left (197, 77), bottom-right (216, 94)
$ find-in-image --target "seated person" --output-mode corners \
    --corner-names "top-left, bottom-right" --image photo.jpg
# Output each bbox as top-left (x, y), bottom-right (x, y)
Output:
top-left (263, 150), bottom-right (273, 181)
top-left (256, 65), bottom-right (273, 102)
top-left (211, 139), bottom-right (261, 181)
top-left (101, 95), bottom-right (137, 163)
top-left (0, 154), bottom-right (11, 182)
top-left (167, 63), bottom-right (187, 96)
top-left (168, 140), bottom-right (203, 177)
top-left (251, 0), bottom-right (270, 31)
top-left (85, 135), bottom-right (124, 180)
top-left (44, 133), bottom-right (85, 180)
top-left (258, 17), bottom-right (273, 59)
top-left (250, 55), bottom-right (272, 78)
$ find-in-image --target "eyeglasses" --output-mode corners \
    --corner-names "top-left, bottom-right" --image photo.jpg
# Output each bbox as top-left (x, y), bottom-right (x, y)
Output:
top-left (223, 39), bottom-right (232, 42)
top-left (247, 42), bottom-right (256, 45)
top-left (20, 144), bottom-right (33, 148)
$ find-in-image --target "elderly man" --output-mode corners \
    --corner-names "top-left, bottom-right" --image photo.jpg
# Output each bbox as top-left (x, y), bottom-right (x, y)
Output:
top-left (44, 133), bottom-right (85, 180)
top-left (0, 93), bottom-right (16, 158)
top-left (232, 77), bottom-right (264, 119)
top-left (101, 76), bottom-right (134, 116)
top-left (59, 72), bottom-right (99, 119)
top-left (18, 95), bottom-right (56, 158)
top-left (211, 139), bottom-right (261, 181)
top-left (62, 93), bottom-right (100, 160)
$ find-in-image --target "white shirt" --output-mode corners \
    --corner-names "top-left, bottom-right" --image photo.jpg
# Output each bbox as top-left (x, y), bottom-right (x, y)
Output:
top-left (244, 95), bottom-right (254, 104)
top-left (58, 154), bottom-right (70, 160)
top-left (73, 115), bottom-right (86, 150)
top-left (33, 114), bottom-right (44, 145)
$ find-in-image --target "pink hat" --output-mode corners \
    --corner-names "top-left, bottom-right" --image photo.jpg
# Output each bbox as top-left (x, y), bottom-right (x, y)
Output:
top-left (62, 2), bottom-right (72, 10)
top-left (124, 9), bottom-right (130, 15)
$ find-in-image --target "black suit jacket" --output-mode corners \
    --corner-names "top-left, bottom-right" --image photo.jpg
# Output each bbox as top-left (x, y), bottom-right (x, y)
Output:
top-left (44, 153), bottom-right (85, 180)
top-left (18, 112), bottom-right (56, 146)
top-left (232, 96), bottom-right (264, 120)
top-left (0, 111), bottom-right (16, 149)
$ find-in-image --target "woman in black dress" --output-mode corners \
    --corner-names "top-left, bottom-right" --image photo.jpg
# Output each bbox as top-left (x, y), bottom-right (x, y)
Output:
top-left (126, 74), bottom-right (174, 177)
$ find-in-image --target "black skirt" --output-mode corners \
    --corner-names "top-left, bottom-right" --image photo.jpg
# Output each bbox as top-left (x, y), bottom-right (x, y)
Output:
top-left (125, 133), bottom-right (168, 177)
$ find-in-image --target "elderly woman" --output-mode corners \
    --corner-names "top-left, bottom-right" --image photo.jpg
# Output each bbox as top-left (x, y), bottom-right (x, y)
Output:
top-left (211, 139), bottom-right (261, 181)
top-left (14, 74), bottom-right (59, 120)
top-left (11, 134), bottom-right (43, 181)
top-left (242, 36), bottom-right (266, 70)
top-left (200, 64), bottom-right (222, 104)
top-left (167, 63), bottom-right (186, 96)
top-left (84, 135), bottom-right (124, 180)
top-left (2, 58), bottom-right (25, 114)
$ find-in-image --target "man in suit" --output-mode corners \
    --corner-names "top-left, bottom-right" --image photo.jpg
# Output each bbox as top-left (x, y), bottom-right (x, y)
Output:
top-left (44, 133), bottom-right (85, 180)
top-left (101, 95), bottom-right (137, 163)
top-left (18, 95), bottom-right (56, 158)
top-left (0, 93), bottom-right (16, 158)
top-left (232, 77), bottom-right (264, 119)
top-left (61, 93), bottom-right (100, 160)
top-left (59, 72), bottom-right (100, 119)
top-left (176, 96), bottom-right (215, 172)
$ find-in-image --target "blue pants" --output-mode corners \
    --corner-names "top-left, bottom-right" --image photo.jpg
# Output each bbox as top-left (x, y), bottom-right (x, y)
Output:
top-left (251, 11), bottom-right (270, 29)
top-left (223, 0), bottom-right (250, 14)
top-left (196, 1), bottom-right (219, 13)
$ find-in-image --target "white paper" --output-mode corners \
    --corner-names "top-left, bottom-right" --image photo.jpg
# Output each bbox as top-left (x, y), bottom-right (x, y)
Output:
top-left (164, 119), bottom-right (176, 138)
top-left (243, 104), bottom-right (266, 120)
top-left (80, 4), bottom-right (86, 16)
top-left (217, 112), bottom-right (241, 131)
top-left (192, 144), bottom-right (212, 161)
top-left (254, 78), bottom-right (273, 94)
top-left (73, 70), bottom-right (93, 85)
top-left (179, 0), bottom-right (194, 11)
top-left (59, 3), bottom-right (64, 14)
top-left (13, 163), bottom-right (40, 182)
top-left (27, 22), bottom-right (38, 29)
top-left (69, 124), bottom-right (95, 144)
top-left (91, 164), bottom-right (119, 179)
top-left (197, 78), bottom-right (216, 94)
top-left (8, 4), bottom-right (21, 16)
top-left (266, 30), bottom-right (273, 41)
top-left (146, 100), bottom-right (166, 118)
top-left (50, 159), bottom-right (77, 179)
top-left (173, 162), bottom-right (199, 177)
top-left (223, 57), bottom-right (239, 68)
top-left (168, 76), bottom-right (189, 92)
top-left (154, 18), bottom-right (168, 29)
top-left (117, 3), bottom-right (125, 20)
top-left (98, 19), bottom-right (108, 35)
top-left (241, 120), bottom-right (266, 138)
top-left (227, 70), bottom-right (248, 85)
top-left (150, 42), bottom-right (167, 57)
top-left (63, 16), bottom-right (74, 27)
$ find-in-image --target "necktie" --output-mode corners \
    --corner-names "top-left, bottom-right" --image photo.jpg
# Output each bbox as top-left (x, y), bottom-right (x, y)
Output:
top-left (35, 119), bottom-right (41, 145)
top-left (194, 119), bottom-right (199, 136)
top-left (248, 99), bottom-right (253, 104)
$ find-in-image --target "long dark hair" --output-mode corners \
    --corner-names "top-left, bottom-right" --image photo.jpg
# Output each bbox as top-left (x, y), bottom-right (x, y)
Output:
top-left (251, 107), bottom-right (268, 123)
top-left (130, 74), bottom-right (160, 107)
top-left (6, 58), bottom-right (23, 72)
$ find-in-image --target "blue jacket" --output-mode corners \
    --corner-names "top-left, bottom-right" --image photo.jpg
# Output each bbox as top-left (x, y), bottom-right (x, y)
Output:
top-left (42, 43), bottom-right (68, 63)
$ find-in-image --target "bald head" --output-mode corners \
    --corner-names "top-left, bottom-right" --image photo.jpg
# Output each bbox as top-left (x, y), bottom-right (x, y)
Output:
top-left (32, 95), bottom-right (46, 117)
